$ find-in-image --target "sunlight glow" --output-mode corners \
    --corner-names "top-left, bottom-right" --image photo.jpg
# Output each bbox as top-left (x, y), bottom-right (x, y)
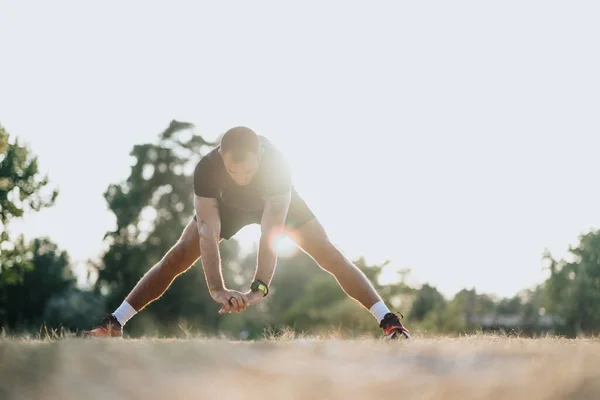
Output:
top-left (269, 229), bottom-right (300, 259)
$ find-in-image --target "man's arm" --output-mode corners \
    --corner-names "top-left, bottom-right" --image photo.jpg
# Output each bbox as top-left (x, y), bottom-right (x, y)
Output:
top-left (253, 192), bottom-right (292, 287)
top-left (194, 195), bottom-right (224, 294)
top-left (195, 195), bottom-right (248, 313)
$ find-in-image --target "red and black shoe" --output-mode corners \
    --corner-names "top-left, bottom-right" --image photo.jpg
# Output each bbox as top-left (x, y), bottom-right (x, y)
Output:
top-left (82, 314), bottom-right (123, 338)
top-left (380, 312), bottom-right (411, 339)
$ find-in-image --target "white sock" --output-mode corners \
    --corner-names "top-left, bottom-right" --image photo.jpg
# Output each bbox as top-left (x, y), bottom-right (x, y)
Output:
top-left (112, 301), bottom-right (137, 326)
top-left (369, 300), bottom-right (391, 324)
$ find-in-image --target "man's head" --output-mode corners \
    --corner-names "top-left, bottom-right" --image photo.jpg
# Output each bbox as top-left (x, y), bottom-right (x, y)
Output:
top-left (219, 126), bottom-right (261, 186)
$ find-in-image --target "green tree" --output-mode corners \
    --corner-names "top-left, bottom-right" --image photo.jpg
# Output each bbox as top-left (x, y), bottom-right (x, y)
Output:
top-left (496, 295), bottom-right (522, 315)
top-left (0, 237), bottom-right (80, 331)
top-left (432, 288), bottom-right (498, 334)
top-left (0, 125), bottom-right (60, 331)
top-left (409, 284), bottom-right (446, 322)
top-left (0, 235), bottom-right (33, 327)
top-left (542, 230), bottom-right (600, 336)
top-left (0, 125), bottom-right (58, 239)
top-left (43, 287), bottom-right (107, 333)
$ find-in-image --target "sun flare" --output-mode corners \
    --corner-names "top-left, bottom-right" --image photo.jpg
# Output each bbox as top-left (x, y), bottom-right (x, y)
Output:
top-left (269, 229), bottom-right (300, 259)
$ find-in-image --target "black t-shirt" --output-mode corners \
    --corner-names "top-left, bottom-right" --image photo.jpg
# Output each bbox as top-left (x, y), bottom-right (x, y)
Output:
top-left (193, 136), bottom-right (292, 213)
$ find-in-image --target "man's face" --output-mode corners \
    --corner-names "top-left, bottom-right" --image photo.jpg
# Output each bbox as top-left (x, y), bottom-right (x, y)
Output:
top-left (220, 150), bottom-right (260, 186)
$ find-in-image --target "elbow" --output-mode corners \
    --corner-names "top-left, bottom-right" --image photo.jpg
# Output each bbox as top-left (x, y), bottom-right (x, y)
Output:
top-left (198, 220), bottom-right (218, 244)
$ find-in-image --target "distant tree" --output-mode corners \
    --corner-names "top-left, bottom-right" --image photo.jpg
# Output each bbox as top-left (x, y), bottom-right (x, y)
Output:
top-left (543, 230), bottom-right (600, 336)
top-left (43, 287), bottom-right (106, 333)
top-left (409, 284), bottom-right (446, 322)
top-left (0, 125), bottom-right (60, 331)
top-left (496, 295), bottom-right (522, 315)
top-left (0, 237), bottom-right (79, 331)
top-left (0, 235), bottom-right (32, 327)
top-left (0, 125), bottom-right (58, 239)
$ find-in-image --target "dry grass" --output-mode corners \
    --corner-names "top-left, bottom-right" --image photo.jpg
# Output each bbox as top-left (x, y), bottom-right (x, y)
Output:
top-left (1, 333), bottom-right (600, 400)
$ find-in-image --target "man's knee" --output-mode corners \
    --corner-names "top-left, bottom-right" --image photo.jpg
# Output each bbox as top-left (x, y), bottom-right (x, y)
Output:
top-left (314, 242), bottom-right (347, 274)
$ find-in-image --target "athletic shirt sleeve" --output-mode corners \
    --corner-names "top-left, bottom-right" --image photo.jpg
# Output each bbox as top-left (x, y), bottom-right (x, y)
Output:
top-left (193, 158), bottom-right (218, 198)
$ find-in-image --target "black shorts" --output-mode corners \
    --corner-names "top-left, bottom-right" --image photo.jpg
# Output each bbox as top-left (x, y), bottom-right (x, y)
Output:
top-left (193, 189), bottom-right (315, 239)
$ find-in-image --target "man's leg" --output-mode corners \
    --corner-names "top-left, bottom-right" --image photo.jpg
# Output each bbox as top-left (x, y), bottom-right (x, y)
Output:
top-left (293, 218), bottom-right (410, 338)
top-left (294, 218), bottom-right (381, 309)
top-left (124, 218), bottom-right (204, 312)
top-left (85, 218), bottom-right (209, 336)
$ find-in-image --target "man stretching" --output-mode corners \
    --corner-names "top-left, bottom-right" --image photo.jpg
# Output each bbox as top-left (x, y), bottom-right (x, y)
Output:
top-left (84, 126), bottom-right (410, 339)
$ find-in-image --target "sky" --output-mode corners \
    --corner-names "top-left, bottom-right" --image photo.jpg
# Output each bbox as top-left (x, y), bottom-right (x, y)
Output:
top-left (1, 1), bottom-right (599, 299)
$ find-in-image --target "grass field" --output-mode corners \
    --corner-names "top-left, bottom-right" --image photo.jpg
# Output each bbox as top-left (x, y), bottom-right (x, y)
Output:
top-left (1, 333), bottom-right (599, 400)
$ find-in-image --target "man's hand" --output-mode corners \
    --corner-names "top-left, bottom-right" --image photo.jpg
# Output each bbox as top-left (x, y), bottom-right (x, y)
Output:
top-left (212, 289), bottom-right (249, 314)
top-left (217, 290), bottom-right (265, 314)
top-left (245, 290), bottom-right (266, 307)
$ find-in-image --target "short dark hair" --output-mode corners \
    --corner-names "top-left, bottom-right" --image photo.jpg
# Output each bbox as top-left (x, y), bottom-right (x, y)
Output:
top-left (220, 126), bottom-right (260, 163)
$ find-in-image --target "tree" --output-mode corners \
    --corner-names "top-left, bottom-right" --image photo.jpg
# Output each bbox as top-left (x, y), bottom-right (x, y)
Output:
top-left (0, 238), bottom-right (77, 331)
top-left (0, 125), bottom-right (60, 331)
top-left (496, 295), bottom-right (522, 315)
top-left (0, 235), bottom-right (33, 327)
top-left (0, 125), bottom-right (58, 240)
top-left (520, 231), bottom-right (600, 337)
top-left (409, 284), bottom-right (446, 322)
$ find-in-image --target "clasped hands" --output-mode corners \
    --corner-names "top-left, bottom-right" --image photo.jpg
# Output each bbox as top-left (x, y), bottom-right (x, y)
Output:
top-left (211, 288), bottom-right (265, 315)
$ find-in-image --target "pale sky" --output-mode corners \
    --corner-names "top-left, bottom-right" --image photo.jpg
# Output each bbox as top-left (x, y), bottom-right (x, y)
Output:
top-left (1, 1), bottom-right (599, 299)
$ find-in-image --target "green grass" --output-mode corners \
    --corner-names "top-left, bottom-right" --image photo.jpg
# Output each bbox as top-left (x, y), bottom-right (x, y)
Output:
top-left (1, 334), bottom-right (600, 400)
